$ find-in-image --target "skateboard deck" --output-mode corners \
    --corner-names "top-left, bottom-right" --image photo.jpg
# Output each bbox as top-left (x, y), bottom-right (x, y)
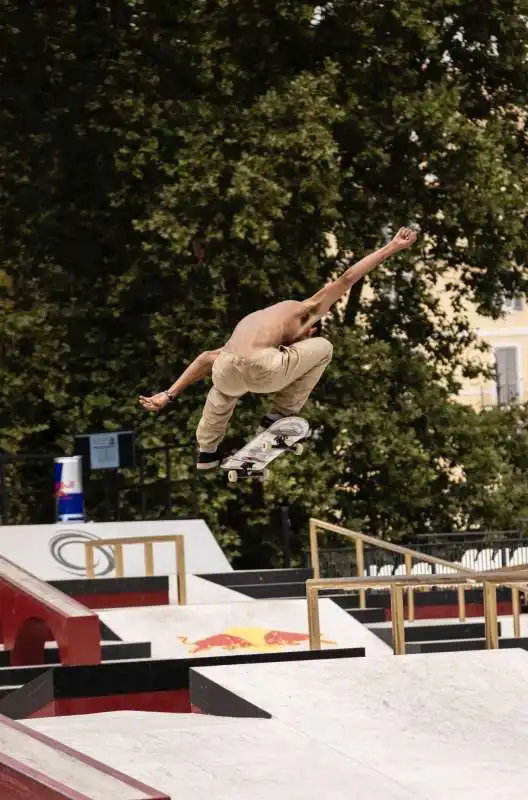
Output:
top-left (221, 416), bottom-right (311, 483)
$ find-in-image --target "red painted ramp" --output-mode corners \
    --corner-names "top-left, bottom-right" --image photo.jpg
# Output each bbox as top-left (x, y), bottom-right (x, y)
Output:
top-left (0, 714), bottom-right (169, 799)
top-left (0, 555), bottom-right (100, 666)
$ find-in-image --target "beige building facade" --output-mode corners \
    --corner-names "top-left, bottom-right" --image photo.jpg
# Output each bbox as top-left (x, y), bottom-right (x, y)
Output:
top-left (458, 295), bottom-right (528, 409)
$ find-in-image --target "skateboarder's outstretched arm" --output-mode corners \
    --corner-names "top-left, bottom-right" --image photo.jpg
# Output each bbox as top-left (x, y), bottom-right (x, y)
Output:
top-left (139, 348), bottom-right (223, 413)
top-left (302, 226), bottom-right (417, 325)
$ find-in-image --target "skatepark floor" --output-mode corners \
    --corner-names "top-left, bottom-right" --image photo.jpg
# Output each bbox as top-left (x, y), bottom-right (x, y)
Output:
top-left (26, 649), bottom-right (528, 799)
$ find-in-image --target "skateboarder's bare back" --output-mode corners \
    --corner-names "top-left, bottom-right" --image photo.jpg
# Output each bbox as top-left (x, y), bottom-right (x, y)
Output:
top-left (139, 226), bottom-right (417, 469)
top-left (226, 301), bottom-right (316, 355)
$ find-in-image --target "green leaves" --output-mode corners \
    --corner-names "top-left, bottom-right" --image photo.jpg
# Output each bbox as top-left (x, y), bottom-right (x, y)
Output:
top-left (2, 1), bottom-right (528, 562)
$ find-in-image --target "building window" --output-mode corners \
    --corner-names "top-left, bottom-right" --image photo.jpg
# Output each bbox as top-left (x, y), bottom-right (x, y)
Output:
top-left (502, 296), bottom-right (523, 313)
top-left (494, 346), bottom-right (520, 404)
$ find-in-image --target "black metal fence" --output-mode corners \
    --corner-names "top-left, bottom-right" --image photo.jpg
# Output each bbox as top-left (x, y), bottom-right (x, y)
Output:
top-left (312, 530), bottom-right (528, 579)
top-left (0, 442), bottom-right (199, 525)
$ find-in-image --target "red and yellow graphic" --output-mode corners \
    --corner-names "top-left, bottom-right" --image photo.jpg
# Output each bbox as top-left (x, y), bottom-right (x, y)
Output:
top-left (177, 626), bottom-right (336, 655)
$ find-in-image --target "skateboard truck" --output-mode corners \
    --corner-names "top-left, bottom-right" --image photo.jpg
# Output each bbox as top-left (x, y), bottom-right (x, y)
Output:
top-left (227, 462), bottom-right (270, 484)
top-left (262, 435), bottom-right (304, 456)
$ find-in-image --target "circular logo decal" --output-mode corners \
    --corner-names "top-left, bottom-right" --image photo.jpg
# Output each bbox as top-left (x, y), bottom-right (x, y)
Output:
top-left (49, 529), bottom-right (115, 577)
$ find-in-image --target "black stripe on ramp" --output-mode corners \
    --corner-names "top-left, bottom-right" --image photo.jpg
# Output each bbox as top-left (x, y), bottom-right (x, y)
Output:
top-left (190, 669), bottom-right (271, 719)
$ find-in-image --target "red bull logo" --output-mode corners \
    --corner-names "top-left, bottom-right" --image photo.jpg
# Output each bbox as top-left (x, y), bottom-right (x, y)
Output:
top-left (55, 479), bottom-right (76, 498)
top-left (178, 627), bottom-right (336, 655)
top-left (54, 456), bottom-right (84, 522)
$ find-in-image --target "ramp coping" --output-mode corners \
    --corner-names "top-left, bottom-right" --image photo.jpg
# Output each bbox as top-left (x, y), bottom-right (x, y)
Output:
top-left (0, 555), bottom-right (93, 617)
top-left (0, 714), bottom-right (168, 800)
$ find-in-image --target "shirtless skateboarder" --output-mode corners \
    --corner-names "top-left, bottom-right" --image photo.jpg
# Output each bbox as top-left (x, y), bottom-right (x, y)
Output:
top-left (139, 227), bottom-right (417, 469)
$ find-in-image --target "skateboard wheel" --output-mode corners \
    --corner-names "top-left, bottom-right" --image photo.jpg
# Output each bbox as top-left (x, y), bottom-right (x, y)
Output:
top-left (293, 443), bottom-right (304, 456)
top-left (262, 441), bottom-right (272, 453)
top-left (228, 470), bottom-right (238, 483)
top-left (262, 469), bottom-right (270, 482)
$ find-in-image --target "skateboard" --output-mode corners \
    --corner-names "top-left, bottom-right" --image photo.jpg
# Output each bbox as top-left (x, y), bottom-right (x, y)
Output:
top-left (221, 416), bottom-right (311, 483)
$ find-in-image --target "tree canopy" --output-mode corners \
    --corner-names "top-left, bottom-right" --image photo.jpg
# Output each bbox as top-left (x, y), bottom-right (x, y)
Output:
top-left (2, 1), bottom-right (528, 565)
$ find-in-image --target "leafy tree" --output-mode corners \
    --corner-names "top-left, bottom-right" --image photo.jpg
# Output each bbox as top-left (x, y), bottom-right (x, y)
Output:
top-left (2, 1), bottom-right (528, 568)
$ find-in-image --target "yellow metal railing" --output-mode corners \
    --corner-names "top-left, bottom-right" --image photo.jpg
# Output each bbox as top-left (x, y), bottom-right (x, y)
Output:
top-left (309, 518), bottom-right (528, 623)
top-left (306, 572), bottom-right (528, 655)
top-left (84, 534), bottom-right (187, 605)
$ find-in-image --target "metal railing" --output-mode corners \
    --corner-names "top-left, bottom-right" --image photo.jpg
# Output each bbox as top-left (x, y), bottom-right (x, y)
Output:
top-left (309, 518), bottom-right (528, 623)
top-left (84, 534), bottom-right (187, 605)
top-left (306, 571), bottom-right (528, 655)
top-left (312, 529), bottom-right (528, 579)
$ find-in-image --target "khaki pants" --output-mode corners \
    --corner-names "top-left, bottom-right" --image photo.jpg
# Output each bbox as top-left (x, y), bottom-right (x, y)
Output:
top-left (196, 337), bottom-right (333, 451)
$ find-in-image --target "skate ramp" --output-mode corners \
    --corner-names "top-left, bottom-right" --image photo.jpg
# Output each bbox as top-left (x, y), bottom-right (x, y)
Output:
top-left (23, 651), bottom-right (528, 798)
top-left (0, 554), bottom-right (101, 666)
top-left (99, 598), bottom-right (390, 659)
top-left (0, 519), bottom-right (229, 580)
top-left (180, 574), bottom-right (249, 604)
top-left (191, 649), bottom-right (528, 799)
top-left (25, 711), bottom-right (417, 800)
top-left (0, 713), bottom-right (168, 800)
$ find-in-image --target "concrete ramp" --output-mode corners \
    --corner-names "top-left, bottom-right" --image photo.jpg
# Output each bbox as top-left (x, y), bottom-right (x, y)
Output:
top-left (25, 711), bottom-right (417, 800)
top-left (191, 650), bottom-right (528, 798)
top-left (0, 519), bottom-right (229, 580)
top-left (23, 651), bottom-right (528, 798)
top-left (0, 554), bottom-right (101, 666)
top-left (0, 713), bottom-right (168, 799)
top-left (180, 574), bottom-right (249, 604)
top-left (99, 598), bottom-right (390, 659)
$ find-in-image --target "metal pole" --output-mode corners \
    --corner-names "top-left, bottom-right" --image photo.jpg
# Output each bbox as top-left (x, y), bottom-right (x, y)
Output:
top-left (484, 583), bottom-right (499, 649)
top-left (114, 544), bottom-right (125, 577)
top-left (512, 588), bottom-right (521, 638)
top-left (405, 553), bottom-right (415, 622)
top-left (356, 538), bottom-right (366, 610)
top-left (309, 519), bottom-right (320, 580)
top-left (85, 543), bottom-right (95, 578)
top-left (175, 535), bottom-right (187, 605)
top-left (144, 542), bottom-right (154, 576)
top-left (356, 539), bottom-right (367, 608)
top-left (390, 585), bottom-right (406, 655)
top-left (307, 583), bottom-right (321, 650)
top-left (457, 585), bottom-right (466, 622)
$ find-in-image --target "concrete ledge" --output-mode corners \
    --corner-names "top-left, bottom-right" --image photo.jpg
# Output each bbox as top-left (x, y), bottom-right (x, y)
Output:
top-left (369, 621), bottom-right (498, 645)
top-left (0, 647), bottom-right (366, 720)
top-left (0, 641), bottom-right (151, 668)
top-left (0, 556), bottom-right (101, 667)
top-left (407, 637), bottom-right (528, 654)
top-left (50, 576), bottom-right (170, 611)
top-left (200, 569), bottom-right (313, 587)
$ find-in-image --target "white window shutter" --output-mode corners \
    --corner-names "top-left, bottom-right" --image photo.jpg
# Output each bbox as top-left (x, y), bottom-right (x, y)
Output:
top-left (502, 296), bottom-right (523, 312)
top-left (495, 347), bottom-right (520, 404)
